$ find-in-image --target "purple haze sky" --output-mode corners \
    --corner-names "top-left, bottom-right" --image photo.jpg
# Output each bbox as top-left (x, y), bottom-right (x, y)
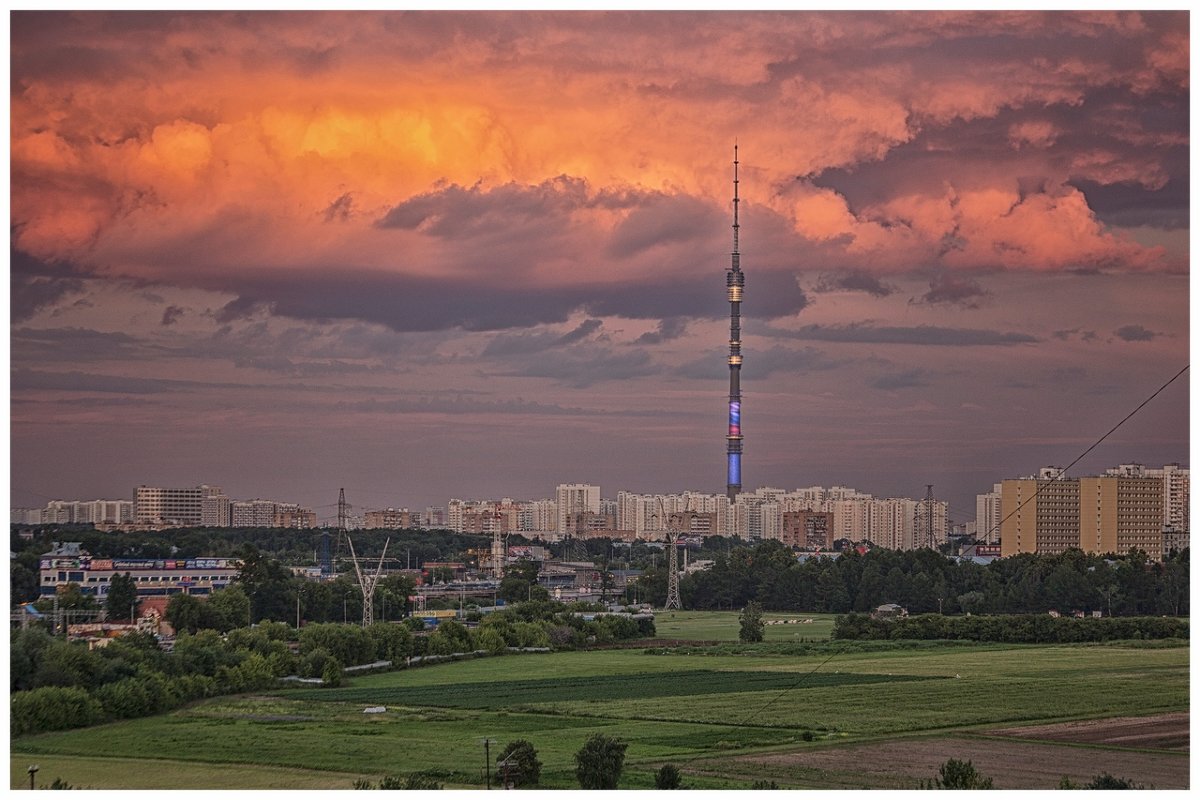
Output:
top-left (9, 11), bottom-right (1189, 524)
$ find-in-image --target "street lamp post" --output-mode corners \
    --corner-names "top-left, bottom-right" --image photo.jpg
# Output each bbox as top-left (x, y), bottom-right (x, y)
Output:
top-left (28, 764), bottom-right (38, 790)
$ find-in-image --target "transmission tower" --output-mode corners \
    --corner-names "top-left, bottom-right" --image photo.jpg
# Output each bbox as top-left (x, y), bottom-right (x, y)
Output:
top-left (922, 484), bottom-right (936, 550)
top-left (656, 498), bottom-right (692, 610)
top-left (337, 487), bottom-right (349, 532)
top-left (346, 534), bottom-right (389, 626)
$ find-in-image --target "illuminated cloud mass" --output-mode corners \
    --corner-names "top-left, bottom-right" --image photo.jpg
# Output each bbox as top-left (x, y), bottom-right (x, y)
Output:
top-left (10, 11), bottom-right (1189, 520)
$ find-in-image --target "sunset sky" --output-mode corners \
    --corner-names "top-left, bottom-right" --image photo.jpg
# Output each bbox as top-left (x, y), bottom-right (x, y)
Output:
top-left (9, 11), bottom-right (1190, 523)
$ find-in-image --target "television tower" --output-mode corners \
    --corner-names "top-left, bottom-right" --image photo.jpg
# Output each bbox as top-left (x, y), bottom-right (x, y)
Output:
top-left (726, 146), bottom-right (745, 502)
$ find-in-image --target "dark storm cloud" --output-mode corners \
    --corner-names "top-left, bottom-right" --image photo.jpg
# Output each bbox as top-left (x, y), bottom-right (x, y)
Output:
top-left (605, 194), bottom-right (716, 258)
top-left (1114, 324), bottom-right (1158, 342)
top-left (482, 318), bottom-right (603, 357)
top-left (11, 369), bottom-right (179, 395)
top-left (758, 323), bottom-right (1037, 347)
top-left (913, 274), bottom-right (989, 308)
top-left (209, 263), bottom-right (809, 335)
top-left (812, 270), bottom-right (897, 297)
top-left (1053, 328), bottom-right (1099, 342)
top-left (634, 317), bottom-right (688, 345)
top-left (871, 369), bottom-right (930, 390)
top-left (376, 176), bottom-right (596, 235)
top-left (11, 327), bottom-right (149, 363)
top-left (10, 248), bottom-right (89, 321)
top-left (161, 305), bottom-right (185, 326)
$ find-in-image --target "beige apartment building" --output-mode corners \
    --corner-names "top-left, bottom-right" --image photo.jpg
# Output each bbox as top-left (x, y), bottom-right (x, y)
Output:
top-left (1001, 474), bottom-right (1163, 560)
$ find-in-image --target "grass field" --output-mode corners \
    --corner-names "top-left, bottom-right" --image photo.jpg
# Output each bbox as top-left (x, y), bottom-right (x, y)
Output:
top-left (9, 612), bottom-right (1189, 790)
top-left (651, 610), bottom-right (837, 641)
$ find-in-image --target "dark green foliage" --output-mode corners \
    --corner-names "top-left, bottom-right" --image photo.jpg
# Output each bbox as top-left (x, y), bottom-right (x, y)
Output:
top-left (46, 777), bottom-right (75, 790)
top-left (299, 623), bottom-right (376, 666)
top-left (750, 780), bottom-right (780, 789)
top-left (676, 543), bottom-right (1187, 618)
top-left (833, 612), bottom-right (1188, 643)
top-left (1085, 773), bottom-right (1145, 789)
top-left (654, 763), bottom-right (683, 789)
top-left (924, 758), bottom-right (993, 789)
top-left (400, 773), bottom-right (443, 790)
top-left (574, 733), bottom-right (628, 789)
top-left (11, 686), bottom-right (104, 736)
top-left (321, 657), bottom-right (344, 688)
top-left (495, 739), bottom-right (542, 787)
top-left (739, 600), bottom-right (765, 642)
top-left (105, 573), bottom-right (139, 620)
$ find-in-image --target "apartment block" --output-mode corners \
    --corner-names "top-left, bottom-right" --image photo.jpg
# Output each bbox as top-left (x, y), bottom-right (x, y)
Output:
top-left (1001, 472), bottom-right (1164, 560)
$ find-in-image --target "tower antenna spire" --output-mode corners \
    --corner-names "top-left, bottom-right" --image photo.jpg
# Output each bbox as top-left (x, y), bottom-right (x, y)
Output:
top-left (725, 145), bottom-right (745, 502)
top-left (732, 143), bottom-right (740, 262)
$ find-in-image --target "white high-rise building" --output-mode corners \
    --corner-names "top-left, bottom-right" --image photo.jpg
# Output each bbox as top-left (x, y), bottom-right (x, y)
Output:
top-left (556, 483), bottom-right (600, 535)
top-left (975, 483), bottom-right (1003, 544)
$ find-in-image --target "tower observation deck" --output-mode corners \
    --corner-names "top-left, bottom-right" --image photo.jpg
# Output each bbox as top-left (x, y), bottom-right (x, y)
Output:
top-left (726, 147), bottom-right (744, 502)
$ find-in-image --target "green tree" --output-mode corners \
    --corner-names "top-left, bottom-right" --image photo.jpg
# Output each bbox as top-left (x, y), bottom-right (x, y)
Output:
top-left (925, 759), bottom-right (993, 789)
top-left (738, 600), bottom-right (765, 643)
top-left (321, 656), bottom-right (343, 688)
top-left (105, 573), bottom-right (140, 621)
top-left (165, 593), bottom-right (208, 634)
top-left (574, 733), bottom-right (628, 789)
top-left (655, 763), bottom-right (683, 789)
top-left (207, 585), bottom-right (252, 632)
top-left (495, 739), bottom-right (542, 788)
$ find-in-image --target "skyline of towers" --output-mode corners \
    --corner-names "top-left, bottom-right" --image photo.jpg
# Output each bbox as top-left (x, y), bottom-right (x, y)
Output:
top-left (726, 146), bottom-right (745, 502)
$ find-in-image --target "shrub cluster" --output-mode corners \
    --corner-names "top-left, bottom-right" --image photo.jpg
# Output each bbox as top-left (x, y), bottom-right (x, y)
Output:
top-left (833, 613), bottom-right (1189, 643)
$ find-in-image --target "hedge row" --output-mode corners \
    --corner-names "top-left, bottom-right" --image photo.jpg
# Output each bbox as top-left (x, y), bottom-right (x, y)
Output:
top-left (833, 613), bottom-right (1189, 643)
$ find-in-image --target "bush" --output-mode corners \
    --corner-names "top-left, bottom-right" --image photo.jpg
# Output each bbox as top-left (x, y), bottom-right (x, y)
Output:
top-left (574, 733), bottom-right (628, 789)
top-left (496, 739), bottom-right (542, 787)
top-left (924, 758), bottom-right (993, 789)
top-left (11, 686), bottom-right (104, 736)
top-left (655, 763), bottom-right (683, 789)
top-left (322, 657), bottom-right (344, 688)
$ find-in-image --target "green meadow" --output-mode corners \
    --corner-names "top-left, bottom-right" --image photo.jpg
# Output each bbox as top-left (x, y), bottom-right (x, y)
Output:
top-left (10, 613), bottom-right (1188, 790)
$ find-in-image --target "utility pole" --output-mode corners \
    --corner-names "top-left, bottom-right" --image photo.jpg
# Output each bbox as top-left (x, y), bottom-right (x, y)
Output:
top-left (296, 593), bottom-right (301, 630)
top-left (481, 738), bottom-right (493, 789)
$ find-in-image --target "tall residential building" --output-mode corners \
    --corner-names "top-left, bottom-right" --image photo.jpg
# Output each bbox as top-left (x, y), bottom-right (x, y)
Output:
top-left (781, 510), bottom-right (833, 550)
top-left (201, 490), bottom-right (231, 527)
top-left (1105, 463), bottom-right (1189, 534)
top-left (975, 484), bottom-right (1003, 544)
top-left (556, 483), bottom-right (600, 535)
top-left (1001, 472), bottom-right (1164, 560)
top-left (134, 485), bottom-right (224, 526)
top-left (33, 499), bottom-right (134, 525)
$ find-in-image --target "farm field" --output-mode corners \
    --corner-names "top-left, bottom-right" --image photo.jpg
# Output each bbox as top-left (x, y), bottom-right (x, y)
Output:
top-left (651, 609), bottom-right (836, 642)
top-left (9, 615), bottom-right (1189, 789)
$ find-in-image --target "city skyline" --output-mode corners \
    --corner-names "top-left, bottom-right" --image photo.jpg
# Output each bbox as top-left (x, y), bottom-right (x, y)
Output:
top-left (10, 11), bottom-right (1189, 521)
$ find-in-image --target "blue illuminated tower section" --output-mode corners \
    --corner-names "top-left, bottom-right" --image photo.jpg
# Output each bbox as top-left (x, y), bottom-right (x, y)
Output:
top-left (726, 147), bottom-right (744, 502)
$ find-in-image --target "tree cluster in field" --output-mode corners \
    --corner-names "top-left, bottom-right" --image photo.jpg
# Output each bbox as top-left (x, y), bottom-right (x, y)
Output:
top-left (635, 540), bottom-right (1188, 617)
top-left (10, 621), bottom-right (298, 736)
top-left (11, 571), bottom-right (652, 738)
top-left (834, 612), bottom-right (1188, 643)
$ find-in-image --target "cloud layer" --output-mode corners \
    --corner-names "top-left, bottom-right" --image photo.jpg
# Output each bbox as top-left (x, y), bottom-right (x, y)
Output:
top-left (9, 11), bottom-right (1189, 518)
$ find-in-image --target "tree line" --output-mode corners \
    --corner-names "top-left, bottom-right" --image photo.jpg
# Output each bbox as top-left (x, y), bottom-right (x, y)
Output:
top-left (834, 612), bottom-right (1188, 643)
top-left (633, 540), bottom-right (1188, 617)
top-left (11, 587), bottom-right (652, 737)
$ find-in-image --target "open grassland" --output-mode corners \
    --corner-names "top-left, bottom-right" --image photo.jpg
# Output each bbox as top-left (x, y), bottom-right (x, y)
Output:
top-left (10, 615), bottom-right (1188, 790)
top-left (651, 610), bottom-right (837, 641)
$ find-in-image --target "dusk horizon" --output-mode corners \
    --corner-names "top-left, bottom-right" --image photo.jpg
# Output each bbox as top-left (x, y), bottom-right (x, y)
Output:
top-left (10, 10), bottom-right (1189, 523)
